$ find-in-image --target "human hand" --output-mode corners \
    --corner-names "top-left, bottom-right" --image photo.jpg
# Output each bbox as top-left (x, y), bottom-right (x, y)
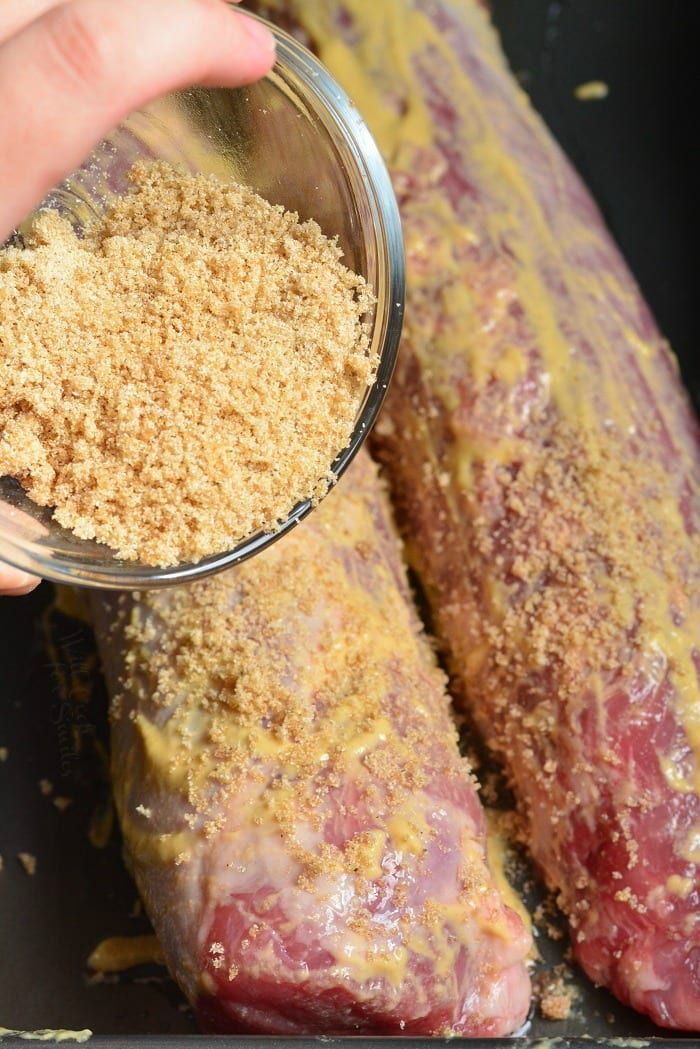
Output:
top-left (0, 563), bottom-right (40, 596)
top-left (0, 0), bottom-right (276, 595)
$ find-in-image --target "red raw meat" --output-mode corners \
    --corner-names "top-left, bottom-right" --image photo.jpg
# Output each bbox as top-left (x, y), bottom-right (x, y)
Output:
top-left (92, 453), bottom-right (531, 1035)
top-left (275, 0), bottom-right (700, 1031)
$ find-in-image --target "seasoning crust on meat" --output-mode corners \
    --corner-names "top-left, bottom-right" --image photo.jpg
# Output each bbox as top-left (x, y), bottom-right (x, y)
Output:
top-left (93, 453), bottom-right (531, 1035)
top-left (264, 0), bottom-right (700, 1030)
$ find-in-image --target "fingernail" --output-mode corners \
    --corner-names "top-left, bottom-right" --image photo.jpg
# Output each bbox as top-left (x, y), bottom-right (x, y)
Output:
top-left (237, 13), bottom-right (276, 54)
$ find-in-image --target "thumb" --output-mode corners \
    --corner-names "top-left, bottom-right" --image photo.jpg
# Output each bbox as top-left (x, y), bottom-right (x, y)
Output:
top-left (0, 0), bottom-right (276, 239)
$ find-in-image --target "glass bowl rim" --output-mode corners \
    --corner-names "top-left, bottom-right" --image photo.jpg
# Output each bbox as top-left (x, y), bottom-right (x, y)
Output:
top-left (0, 15), bottom-right (405, 591)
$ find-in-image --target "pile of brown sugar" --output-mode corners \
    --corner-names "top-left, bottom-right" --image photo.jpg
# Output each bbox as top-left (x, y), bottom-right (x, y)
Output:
top-left (0, 162), bottom-right (375, 566)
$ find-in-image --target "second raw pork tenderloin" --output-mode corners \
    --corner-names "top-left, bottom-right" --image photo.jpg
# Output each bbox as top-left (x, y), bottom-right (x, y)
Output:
top-left (92, 453), bottom-right (531, 1035)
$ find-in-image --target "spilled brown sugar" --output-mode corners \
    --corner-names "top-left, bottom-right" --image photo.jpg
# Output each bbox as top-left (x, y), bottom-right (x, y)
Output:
top-left (0, 162), bottom-right (375, 566)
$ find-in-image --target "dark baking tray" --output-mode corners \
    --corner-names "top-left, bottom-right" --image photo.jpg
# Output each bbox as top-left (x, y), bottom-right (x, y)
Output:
top-left (0, 1), bottom-right (696, 1045)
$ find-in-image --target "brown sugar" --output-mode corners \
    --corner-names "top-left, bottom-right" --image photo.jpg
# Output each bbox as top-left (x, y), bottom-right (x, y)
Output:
top-left (0, 162), bottom-right (375, 566)
top-left (114, 457), bottom-right (467, 899)
top-left (536, 967), bottom-right (576, 1021)
top-left (540, 988), bottom-right (573, 1021)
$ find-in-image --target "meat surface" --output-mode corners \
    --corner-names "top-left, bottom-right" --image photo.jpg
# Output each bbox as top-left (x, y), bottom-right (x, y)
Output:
top-left (92, 452), bottom-right (531, 1035)
top-left (270, 0), bottom-right (700, 1031)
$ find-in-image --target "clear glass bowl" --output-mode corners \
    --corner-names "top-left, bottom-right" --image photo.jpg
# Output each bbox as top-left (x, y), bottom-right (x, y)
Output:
top-left (0, 17), bottom-right (404, 590)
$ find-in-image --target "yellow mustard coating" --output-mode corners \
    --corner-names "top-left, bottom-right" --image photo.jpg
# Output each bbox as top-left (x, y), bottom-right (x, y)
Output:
top-left (0, 1030), bottom-right (91, 1044)
top-left (104, 455), bottom-right (530, 1002)
top-left (271, 0), bottom-right (700, 814)
top-left (87, 934), bottom-right (165, 973)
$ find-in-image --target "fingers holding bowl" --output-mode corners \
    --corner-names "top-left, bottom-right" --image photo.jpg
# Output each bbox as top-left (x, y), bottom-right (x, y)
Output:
top-left (0, 0), bottom-right (276, 239)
